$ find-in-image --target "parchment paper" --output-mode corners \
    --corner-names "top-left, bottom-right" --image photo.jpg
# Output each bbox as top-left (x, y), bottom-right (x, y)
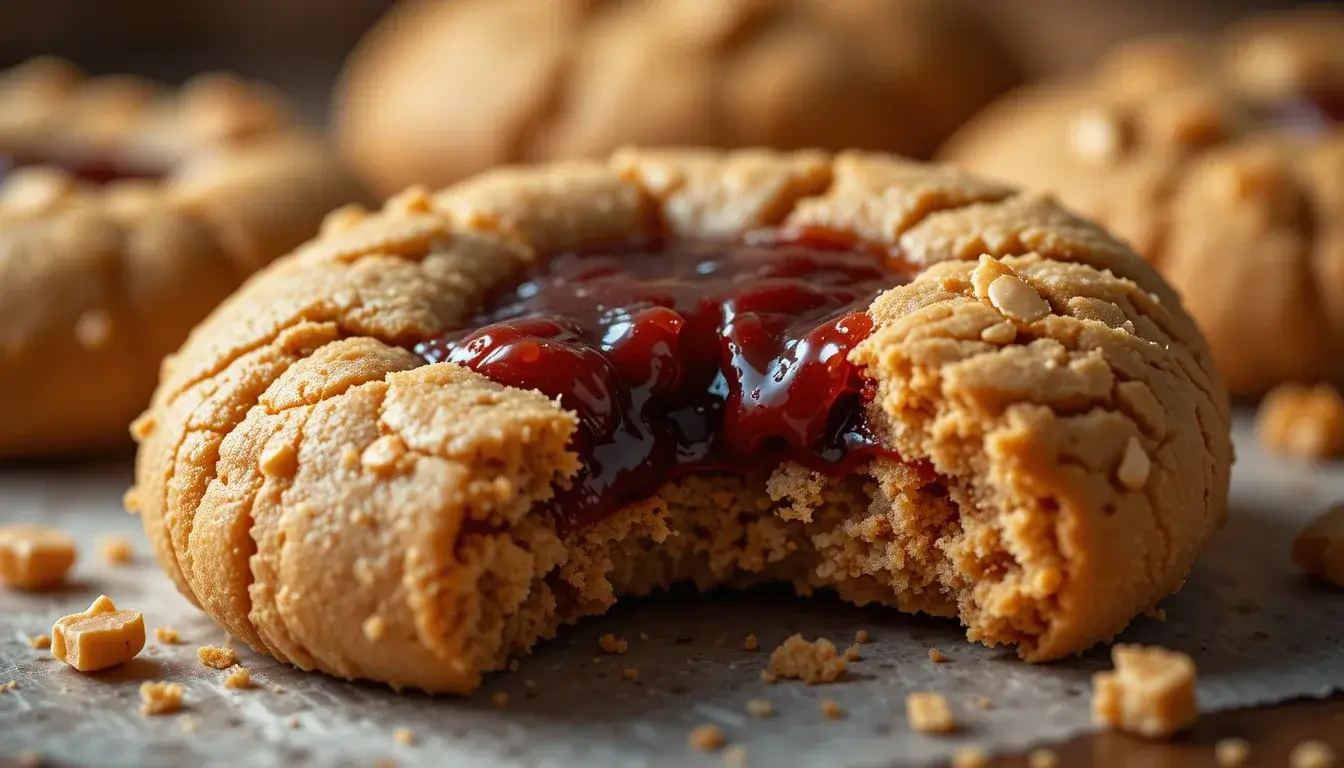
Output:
top-left (2, 413), bottom-right (1342, 767)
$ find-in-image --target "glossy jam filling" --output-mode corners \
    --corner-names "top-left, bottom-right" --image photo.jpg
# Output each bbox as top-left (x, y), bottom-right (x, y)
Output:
top-left (0, 153), bottom-right (163, 186)
top-left (417, 235), bottom-right (914, 533)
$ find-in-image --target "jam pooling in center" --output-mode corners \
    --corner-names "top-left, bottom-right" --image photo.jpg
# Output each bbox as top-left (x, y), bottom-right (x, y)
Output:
top-left (415, 236), bottom-right (912, 533)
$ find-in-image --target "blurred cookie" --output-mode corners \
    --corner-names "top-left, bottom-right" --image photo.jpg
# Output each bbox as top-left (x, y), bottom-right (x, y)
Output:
top-left (0, 58), bottom-right (373, 456)
top-left (333, 0), bottom-right (1021, 194)
top-left (942, 10), bottom-right (1344, 395)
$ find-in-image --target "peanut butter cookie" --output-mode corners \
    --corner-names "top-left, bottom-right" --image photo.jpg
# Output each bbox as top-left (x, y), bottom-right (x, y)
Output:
top-left (942, 10), bottom-right (1344, 396)
top-left (0, 59), bottom-right (373, 456)
top-left (333, 0), bottom-right (1020, 194)
top-left (130, 148), bottom-right (1231, 693)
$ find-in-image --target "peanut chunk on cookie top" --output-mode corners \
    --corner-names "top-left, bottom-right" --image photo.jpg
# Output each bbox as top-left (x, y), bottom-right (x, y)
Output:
top-left (0, 525), bottom-right (77, 590)
top-left (1257, 384), bottom-right (1344, 459)
top-left (51, 595), bottom-right (146, 672)
top-left (765, 635), bottom-right (848, 684)
top-left (1293, 505), bottom-right (1344, 587)
top-left (1091, 644), bottom-right (1197, 738)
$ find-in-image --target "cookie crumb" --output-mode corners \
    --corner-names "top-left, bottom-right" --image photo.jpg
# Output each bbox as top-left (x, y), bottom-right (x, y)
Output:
top-left (855, 630), bottom-right (870, 644)
top-left (765, 635), bottom-right (847, 684)
top-left (723, 745), bottom-right (748, 768)
top-left (1091, 644), bottom-right (1197, 738)
top-left (222, 666), bottom-right (251, 689)
top-left (491, 692), bottom-right (509, 708)
top-left (0, 525), bottom-right (77, 589)
top-left (622, 667), bottom-right (640, 682)
top-left (843, 643), bottom-right (863, 662)
top-left (52, 595), bottom-right (146, 672)
top-left (906, 691), bottom-right (956, 734)
top-left (598, 633), bottom-right (628, 655)
top-left (743, 633), bottom-right (759, 651)
top-left (1293, 505), bottom-right (1344, 587)
top-left (96, 535), bottom-right (134, 565)
top-left (197, 645), bottom-right (238, 670)
top-left (952, 746), bottom-right (989, 768)
top-left (1214, 738), bottom-right (1250, 767)
top-left (820, 698), bottom-right (844, 720)
top-left (139, 681), bottom-right (184, 716)
top-left (154, 627), bottom-right (182, 644)
top-left (687, 723), bottom-right (725, 752)
top-left (1257, 383), bottom-right (1344, 459)
top-left (27, 634), bottom-right (50, 649)
top-left (1290, 741), bottom-right (1335, 768)
top-left (745, 699), bottom-right (773, 717)
top-left (928, 648), bottom-right (948, 663)
top-left (393, 727), bottom-right (416, 746)
top-left (1027, 748), bottom-right (1058, 768)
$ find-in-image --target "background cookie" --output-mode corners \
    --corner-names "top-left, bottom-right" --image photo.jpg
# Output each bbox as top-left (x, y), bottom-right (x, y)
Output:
top-left (941, 9), bottom-right (1344, 396)
top-left (130, 148), bottom-right (1231, 693)
top-left (332, 0), bottom-right (1022, 195)
top-left (0, 59), bottom-right (373, 457)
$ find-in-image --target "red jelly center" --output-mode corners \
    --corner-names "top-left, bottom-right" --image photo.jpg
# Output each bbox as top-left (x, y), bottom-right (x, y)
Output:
top-left (415, 236), bottom-right (912, 533)
top-left (0, 153), bottom-right (163, 186)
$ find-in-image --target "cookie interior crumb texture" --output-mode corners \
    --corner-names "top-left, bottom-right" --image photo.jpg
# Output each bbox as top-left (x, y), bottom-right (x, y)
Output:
top-left (139, 681), bottom-right (185, 716)
top-left (51, 595), bottom-right (146, 673)
top-left (1091, 644), bottom-right (1198, 739)
top-left (1257, 384), bottom-right (1344, 460)
top-left (1293, 505), bottom-right (1344, 588)
top-left (906, 691), bottom-right (957, 734)
top-left (197, 644), bottom-right (238, 670)
top-left (128, 148), bottom-right (1232, 694)
top-left (0, 525), bottom-right (77, 590)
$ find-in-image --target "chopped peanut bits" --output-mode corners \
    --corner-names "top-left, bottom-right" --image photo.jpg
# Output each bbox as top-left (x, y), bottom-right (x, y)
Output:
top-left (197, 644), bottom-right (238, 670)
top-left (1257, 383), bottom-right (1344, 459)
top-left (0, 525), bottom-right (77, 589)
top-left (140, 681), bottom-right (184, 716)
top-left (1294, 505), bottom-right (1344, 587)
top-left (906, 692), bottom-right (957, 734)
top-left (51, 595), bottom-right (145, 672)
top-left (1092, 644), bottom-right (1197, 738)
top-left (687, 723), bottom-right (725, 752)
top-left (765, 635), bottom-right (847, 684)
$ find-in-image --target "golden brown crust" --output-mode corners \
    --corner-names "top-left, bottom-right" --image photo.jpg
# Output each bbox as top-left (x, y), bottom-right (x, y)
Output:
top-left (132, 148), bottom-right (1231, 693)
top-left (0, 59), bottom-right (373, 456)
top-left (941, 10), bottom-right (1344, 395)
top-left (333, 0), bottom-right (1021, 194)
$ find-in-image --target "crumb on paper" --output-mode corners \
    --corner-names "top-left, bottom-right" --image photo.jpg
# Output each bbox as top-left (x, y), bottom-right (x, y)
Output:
top-left (393, 727), bottom-right (416, 746)
top-left (96, 535), bottom-right (134, 565)
top-left (687, 723), bottom-right (725, 752)
top-left (51, 595), bottom-right (145, 672)
top-left (906, 691), bottom-right (956, 734)
top-left (1289, 741), bottom-right (1335, 768)
top-left (491, 691), bottom-right (508, 708)
top-left (855, 629), bottom-right (870, 644)
top-left (222, 666), bottom-right (251, 689)
top-left (743, 633), bottom-right (758, 651)
top-left (197, 644), bottom-right (237, 670)
top-left (952, 746), bottom-right (989, 768)
top-left (0, 524), bottom-right (77, 589)
top-left (928, 648), bottom-right (948, 663)
top-left (1293, 505), bottom-right (1344, 587)
top-left (1215, 738), bottom-right (1250, 767)
top-left (1027, 748), bottom-right (1058, 768)
top-left (598, 634), bottom-right (628, 655)
top-left (139, 681), bottom-right (184, 716)
top-left (1256, 383), bottom-right (1344, 459)
top-left (27, 634), bottom-right (50, 649)
top-left (1091, 644), bottom-right (1197, 738)
top-left (843, 643), bottom-right (862, 662)
top-left (820, 698), bottom-right (843, 720)
top-left (723, 745), bottom-right (747, 768)
top-left (154, 627), bottom-right (181, 644)
top-left (745, 699), bottom-right (773, 717)
top-left (622, 667), bottom-right (639, 682)
top-left (765, 635), bottom-right (847, 684)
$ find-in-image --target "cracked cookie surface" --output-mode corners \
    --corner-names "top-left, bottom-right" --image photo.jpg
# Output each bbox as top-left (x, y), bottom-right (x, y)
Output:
top-left (130, 148), bottom-right (1232, 693)
top-left (334, 0), bottom-right (1021, 195)
top-left (0, 59), bottom-right (372, 456)
top-left (941, 9), bottom-right (1344, 396)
